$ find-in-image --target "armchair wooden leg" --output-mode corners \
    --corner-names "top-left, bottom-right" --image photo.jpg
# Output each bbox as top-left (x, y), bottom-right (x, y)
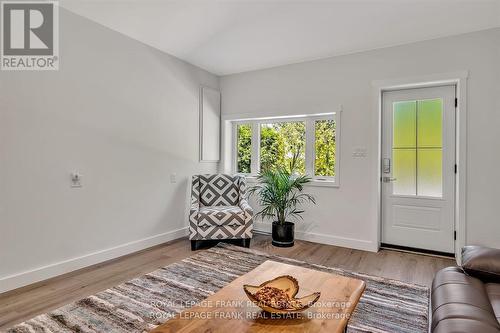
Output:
top-left (191, 240), bottom-right (200, 251)
top-left (241, 238), bottom-right (251, 248)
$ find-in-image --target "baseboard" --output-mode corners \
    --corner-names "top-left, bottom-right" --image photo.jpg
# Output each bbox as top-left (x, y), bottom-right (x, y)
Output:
top-left (295, 231), bottom-right (377, 252)
top-left (380, 243), bottom-right (455, 258)
top-left (253, 222), bottom-right (377, 252)
top-left (0, 227), bottom-right (188, 294)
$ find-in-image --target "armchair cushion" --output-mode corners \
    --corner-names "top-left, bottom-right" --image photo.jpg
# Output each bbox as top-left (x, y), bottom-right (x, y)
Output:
top-left (462, 246), bottom-right (500, 283)
top-left (199, 174), bottom-right (240, 206)
top-left (198, 206), bottom-right (246, 227)
top-left (189, 174), bottom-right (253, 241)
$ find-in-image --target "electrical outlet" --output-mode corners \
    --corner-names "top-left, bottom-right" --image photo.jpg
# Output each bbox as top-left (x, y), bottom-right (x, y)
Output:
top-left (70, 172), bottom-right (82, 188)
top-left (170, 173), bottom-right (177, 183)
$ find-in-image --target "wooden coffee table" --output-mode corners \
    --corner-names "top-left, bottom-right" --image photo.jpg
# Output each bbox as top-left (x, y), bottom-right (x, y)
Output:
top-left (150, 260), bottom-right (365, 333)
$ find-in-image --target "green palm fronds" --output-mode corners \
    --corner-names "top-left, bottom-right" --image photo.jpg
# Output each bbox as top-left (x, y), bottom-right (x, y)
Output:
top-left (249, 168), bottom-right (316, 225)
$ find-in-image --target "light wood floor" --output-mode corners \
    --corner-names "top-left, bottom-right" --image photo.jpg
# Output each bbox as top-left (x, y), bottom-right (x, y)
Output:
top-left (0, 234), bottom-right (454, 330)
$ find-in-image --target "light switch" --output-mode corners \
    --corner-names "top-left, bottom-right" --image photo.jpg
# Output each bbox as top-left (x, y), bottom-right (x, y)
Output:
top-left (170, 173), bottom-right (177, 183)
top-left (352, 148), bottom-right (368, 158)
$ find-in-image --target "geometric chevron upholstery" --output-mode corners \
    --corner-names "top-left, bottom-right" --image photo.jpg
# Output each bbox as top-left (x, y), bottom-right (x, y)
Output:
top-left (189, 174), bottom-right (253, 242)
top-left (198, 206), bottom-right (246, 227)
top-left (199, 174), bottom-right (240, 206)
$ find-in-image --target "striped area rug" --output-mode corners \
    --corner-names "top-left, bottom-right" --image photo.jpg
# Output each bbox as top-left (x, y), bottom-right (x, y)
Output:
top-left (6, 244), bottom-right (429, 333)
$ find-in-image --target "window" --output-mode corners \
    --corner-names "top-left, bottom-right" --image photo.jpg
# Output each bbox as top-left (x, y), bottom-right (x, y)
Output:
top-left (233, 113), bottom-right (339, 185)
top-left (260, 121), bottom-right (306, 173)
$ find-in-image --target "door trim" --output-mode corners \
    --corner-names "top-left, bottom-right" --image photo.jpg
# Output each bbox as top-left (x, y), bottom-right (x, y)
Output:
top-left (372, 71), bottom-right (468, 264)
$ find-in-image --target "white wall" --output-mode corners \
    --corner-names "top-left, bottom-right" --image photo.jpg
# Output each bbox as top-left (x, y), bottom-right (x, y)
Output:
top-left (0, 11), bottom-right (498, 294)
top-left (0, 9), bottom-right (219, 292)
top-left (220, 28), bottom-right (500, 251)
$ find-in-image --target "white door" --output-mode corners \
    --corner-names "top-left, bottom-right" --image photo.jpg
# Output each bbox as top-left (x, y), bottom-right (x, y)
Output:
top-left (381, 86), bottom-right (456, 254)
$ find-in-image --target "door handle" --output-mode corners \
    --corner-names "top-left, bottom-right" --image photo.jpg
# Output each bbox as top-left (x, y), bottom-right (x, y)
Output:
top-left (382, 177), bottom-right (397, 183)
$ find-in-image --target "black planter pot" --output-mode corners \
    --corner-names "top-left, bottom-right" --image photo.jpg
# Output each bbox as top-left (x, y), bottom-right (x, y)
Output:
top-left (272, 221), bottom-right (294, 247)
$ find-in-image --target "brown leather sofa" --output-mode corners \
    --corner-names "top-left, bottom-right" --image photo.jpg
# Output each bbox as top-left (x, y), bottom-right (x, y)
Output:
top-left (431, 246), bottom-right (500, 333)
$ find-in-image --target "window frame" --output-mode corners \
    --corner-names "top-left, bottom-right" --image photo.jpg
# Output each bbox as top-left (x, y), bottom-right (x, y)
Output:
top-left (232, 113), bottom-right (340, 187)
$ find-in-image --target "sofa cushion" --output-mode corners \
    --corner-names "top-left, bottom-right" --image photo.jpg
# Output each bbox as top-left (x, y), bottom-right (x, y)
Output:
top-left (433, 318), bottom-right (500, 333)
top-left (431, 267), bottom-right (500, 332)
top-left (198, 206), bottom-right (246, 227)
top-left (199, 174), bottom-right (240, 206)
top-left (462, 246), bottom-right (500, 282)
top-left (432, 303), bottom-right (500, 330)
top-left (486, 283), bottom-right (500, 322)
top-left (432, 266), bottom-right (485, 291)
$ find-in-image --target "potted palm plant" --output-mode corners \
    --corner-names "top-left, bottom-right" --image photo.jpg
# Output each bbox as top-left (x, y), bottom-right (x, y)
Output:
top-left (249, 162), bottom-right (316, 247)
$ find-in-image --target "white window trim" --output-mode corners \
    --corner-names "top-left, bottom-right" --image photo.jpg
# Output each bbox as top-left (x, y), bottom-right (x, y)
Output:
top-left (231, 112), bottom-right (341, 187)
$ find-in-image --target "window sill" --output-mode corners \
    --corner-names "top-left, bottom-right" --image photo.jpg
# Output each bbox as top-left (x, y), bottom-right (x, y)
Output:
top-left (242, 175), bottom-right (339, 188)
top-left (307, 179), bottom-right (339, 188)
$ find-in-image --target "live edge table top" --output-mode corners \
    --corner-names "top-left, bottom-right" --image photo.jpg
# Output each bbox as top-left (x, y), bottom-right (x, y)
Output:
top-left (150, 260), bottom-right (366, 333)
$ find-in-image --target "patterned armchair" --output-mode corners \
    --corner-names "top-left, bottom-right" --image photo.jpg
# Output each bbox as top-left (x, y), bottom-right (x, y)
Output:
top-left (189, 174), bottom-right (253, 250)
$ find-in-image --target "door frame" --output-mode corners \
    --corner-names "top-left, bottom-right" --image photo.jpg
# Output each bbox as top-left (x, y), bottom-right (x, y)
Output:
top-left (372, 71), bottom-right (468, 264)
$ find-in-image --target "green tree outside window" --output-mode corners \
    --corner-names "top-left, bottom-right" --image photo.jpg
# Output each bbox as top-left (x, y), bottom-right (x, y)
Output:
top-left (237, 124), bottom-right (252, 173)
top-left (235, 119), bottom-right (336, 177)
top-left (260, 122), bottom-right (305, 174)
top-left (314, 120), bottom-right (336, 177)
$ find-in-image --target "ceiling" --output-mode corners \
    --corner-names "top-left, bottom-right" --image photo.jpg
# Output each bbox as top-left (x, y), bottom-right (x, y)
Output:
top-left (60, 0), bottom-right (500, 75)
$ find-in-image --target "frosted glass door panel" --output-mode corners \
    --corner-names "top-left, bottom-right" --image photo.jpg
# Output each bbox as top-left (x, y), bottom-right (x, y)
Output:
top-left (418, 99), bottom-right (442, 148)
top-left (418, 149), bottom-right (443, 197)
top-left (393, 101), bottom-right (416, 148)
top-left (391, 98), bottom-right (444, 198)
top-left (393, 149), bottom-right (416, 196)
